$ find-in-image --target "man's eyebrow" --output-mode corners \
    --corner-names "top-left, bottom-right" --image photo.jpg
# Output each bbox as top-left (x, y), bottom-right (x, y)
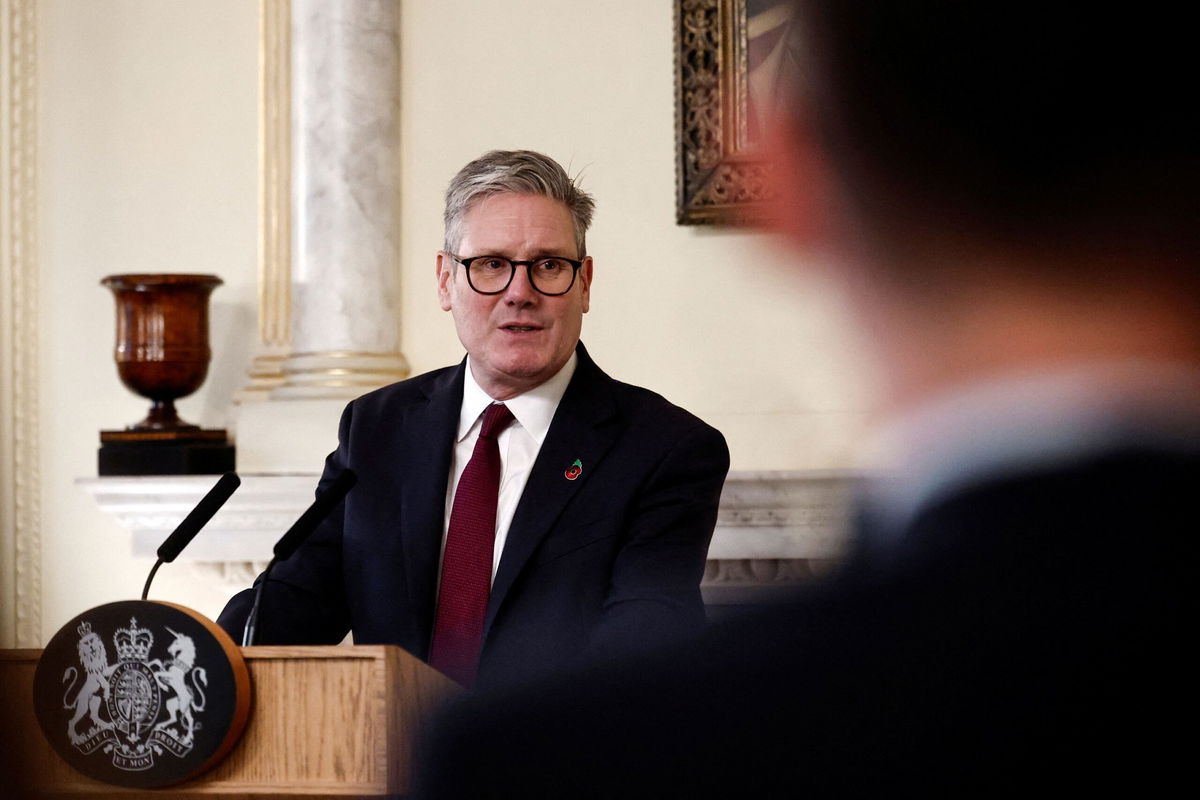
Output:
top-left (474, 250), bottom-right (575, 259)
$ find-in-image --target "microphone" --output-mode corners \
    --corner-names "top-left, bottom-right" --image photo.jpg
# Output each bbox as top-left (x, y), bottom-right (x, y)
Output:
top-left (141, 471), bottom-right (241, 600)
top-left (242, 469), bottom-right (357, 646)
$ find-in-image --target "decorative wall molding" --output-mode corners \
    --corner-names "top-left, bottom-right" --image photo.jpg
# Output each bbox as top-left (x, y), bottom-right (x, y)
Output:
top-left (238, 0), bottom-right (292, 402)
top-left (704, 470), bottom-right (852, 604)
top-left (79, 471), bottom-right (857, 606)
top-left (0, 0), bottom-right (42, 648)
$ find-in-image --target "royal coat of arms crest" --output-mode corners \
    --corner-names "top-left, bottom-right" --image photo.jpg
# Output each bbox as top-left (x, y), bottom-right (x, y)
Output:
top-left (62, 617), bottom-right (208, 770)
top-left (33, 600), bottom-right (250, 789)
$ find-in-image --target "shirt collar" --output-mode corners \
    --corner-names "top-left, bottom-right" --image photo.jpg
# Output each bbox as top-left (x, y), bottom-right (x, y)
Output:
top-left (457, 352), bottom-right (578, 444)
top-left (857, 358), bottom-right (1200, 535)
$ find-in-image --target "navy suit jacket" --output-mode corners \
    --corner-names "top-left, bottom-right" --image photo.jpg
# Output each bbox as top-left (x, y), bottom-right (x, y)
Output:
top-left (417, 444), bottom-right (1198, 795)
top-left (218, 343), bottom-right (729, 688)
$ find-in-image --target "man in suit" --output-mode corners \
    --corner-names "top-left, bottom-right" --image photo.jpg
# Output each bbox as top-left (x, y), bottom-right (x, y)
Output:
top-left (218, 150), bottom-right (729, 690)
top-left (416, 2), bottom-right (1197, 794)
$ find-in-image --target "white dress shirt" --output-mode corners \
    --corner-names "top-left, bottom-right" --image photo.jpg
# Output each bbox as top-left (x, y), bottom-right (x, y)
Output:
top-left (442, 353), bottom-right (578, 582)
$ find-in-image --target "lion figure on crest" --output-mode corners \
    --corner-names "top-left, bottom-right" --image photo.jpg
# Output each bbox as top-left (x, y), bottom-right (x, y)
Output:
top-left (62, 624), bottom-right (115, 744)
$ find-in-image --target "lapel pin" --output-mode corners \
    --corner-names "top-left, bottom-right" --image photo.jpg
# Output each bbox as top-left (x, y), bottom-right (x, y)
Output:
top-left (564, 459), bottom-right (583, 481)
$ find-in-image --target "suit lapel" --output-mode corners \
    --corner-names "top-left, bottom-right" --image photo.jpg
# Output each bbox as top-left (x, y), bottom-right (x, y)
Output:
top-left (398, 360), bottom-right (464, 657)
top-left (483, 345), bottom-right (621, 641)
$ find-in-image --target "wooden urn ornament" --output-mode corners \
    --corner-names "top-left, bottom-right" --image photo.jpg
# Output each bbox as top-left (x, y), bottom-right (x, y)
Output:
top-left (99, 274), bottom-right (235, 475)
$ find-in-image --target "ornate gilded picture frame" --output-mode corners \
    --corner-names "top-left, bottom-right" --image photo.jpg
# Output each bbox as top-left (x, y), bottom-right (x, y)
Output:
top-left (675, 0), bottom-right (795, 225)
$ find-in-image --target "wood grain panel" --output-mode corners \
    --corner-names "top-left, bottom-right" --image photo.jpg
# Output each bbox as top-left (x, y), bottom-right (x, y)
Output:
top-left (1, 645), bottom-right (460, 798)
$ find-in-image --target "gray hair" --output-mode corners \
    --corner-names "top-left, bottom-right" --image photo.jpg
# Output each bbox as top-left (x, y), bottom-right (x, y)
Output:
top-left (443, 150), bottom-right (595, 257)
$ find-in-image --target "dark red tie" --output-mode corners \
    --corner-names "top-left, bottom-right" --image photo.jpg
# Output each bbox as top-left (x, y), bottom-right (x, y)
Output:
top-left (429, 402), bottom-right (515, 686)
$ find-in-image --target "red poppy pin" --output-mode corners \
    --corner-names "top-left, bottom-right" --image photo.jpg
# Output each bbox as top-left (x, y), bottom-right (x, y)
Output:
top-left (564, 458), bottom-right (583, 480)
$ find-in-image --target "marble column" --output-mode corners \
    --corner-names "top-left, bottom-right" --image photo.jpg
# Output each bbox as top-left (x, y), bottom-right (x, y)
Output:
top-left (274, 0), bottom-right (407, 400)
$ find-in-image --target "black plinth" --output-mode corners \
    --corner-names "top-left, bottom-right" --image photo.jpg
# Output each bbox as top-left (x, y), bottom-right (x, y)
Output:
top-left (98, 429), bottom-right (235, 476)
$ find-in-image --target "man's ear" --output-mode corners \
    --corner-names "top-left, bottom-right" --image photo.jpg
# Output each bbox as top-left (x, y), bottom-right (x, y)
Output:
top-left (762, 109), bottom-right (839, 250)
top-left (436, 251), bottom-right (453, 311)
top-left (579, 257), bottom-right (593, 314)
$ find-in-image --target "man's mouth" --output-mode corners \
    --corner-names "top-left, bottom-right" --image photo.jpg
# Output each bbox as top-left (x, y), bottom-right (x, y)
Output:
top-left (502, 325), bottom-right (540, 332)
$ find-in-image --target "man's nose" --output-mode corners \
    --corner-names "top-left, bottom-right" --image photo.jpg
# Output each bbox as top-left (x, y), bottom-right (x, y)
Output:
top-left (503, 264), bottom-right (539, 304)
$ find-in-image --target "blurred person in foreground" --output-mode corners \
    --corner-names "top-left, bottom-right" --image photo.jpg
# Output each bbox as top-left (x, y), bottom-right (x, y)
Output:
top-left (416, 1), bottom-right (1198, 795)
top-left (219, 150), bottom-right (728, 690)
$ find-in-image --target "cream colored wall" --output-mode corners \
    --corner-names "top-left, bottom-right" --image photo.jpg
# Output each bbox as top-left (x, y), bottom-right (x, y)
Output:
top-left (32, 0), bottom-right (873, 643)
top-left (37, 0), bottom-right (258, 639)
top-left (398, 0), bottom-right (873, 472)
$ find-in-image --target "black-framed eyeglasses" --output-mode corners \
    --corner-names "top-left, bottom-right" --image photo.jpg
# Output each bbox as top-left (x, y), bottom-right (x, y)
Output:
top-left (450, 254), bottom-right (584, 297)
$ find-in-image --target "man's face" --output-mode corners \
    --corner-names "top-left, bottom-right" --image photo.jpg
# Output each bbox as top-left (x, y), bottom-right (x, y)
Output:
top-left (437, 192), bottom-right (592, 400)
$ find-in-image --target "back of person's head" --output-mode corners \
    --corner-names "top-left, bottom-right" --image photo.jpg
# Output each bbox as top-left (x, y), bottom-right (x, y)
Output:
top-left (789, 1), bottom-right (1196, 270)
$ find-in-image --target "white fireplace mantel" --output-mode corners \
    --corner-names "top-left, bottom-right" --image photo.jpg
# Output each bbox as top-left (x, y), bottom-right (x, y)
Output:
top-left (78, 470), bottom-right (857, 604)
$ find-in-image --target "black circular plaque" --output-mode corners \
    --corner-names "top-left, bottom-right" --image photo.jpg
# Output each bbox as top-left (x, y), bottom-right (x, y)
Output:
top-left (32, 600), bottom-right (251, 789)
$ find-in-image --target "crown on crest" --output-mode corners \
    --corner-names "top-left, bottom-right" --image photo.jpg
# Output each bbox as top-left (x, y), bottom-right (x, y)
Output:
top-left (77, 620), bottom-right (93, 638)
top-left (114, 617), bottom-right (153, 661)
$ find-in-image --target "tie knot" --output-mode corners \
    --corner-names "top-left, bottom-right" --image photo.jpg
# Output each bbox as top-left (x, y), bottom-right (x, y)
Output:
top-left (479, 403), bottom-right (514, 439)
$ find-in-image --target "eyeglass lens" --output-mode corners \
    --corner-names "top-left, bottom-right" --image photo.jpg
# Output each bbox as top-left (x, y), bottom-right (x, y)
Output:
top-left (468, 258), bottom-right (577, 295)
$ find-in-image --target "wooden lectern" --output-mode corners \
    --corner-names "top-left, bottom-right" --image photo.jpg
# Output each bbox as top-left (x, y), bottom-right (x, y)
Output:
top-left (0, 646), bottom-right (461, 798)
